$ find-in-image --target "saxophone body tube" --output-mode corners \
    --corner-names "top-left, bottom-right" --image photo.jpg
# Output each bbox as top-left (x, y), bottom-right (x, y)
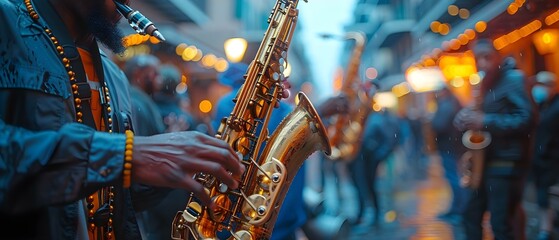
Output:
top-left (114, 1), bottom-right (166, 42)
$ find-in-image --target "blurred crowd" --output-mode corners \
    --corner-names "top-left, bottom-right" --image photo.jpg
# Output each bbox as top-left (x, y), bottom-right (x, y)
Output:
top-left (112, 36), bottom-right (559, 240)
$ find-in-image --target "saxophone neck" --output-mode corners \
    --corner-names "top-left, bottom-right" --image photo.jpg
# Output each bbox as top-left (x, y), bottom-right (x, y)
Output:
top-left (471, 71), bottom-right (486, 110)
top-left (343, 32), bottom-right (367, 93)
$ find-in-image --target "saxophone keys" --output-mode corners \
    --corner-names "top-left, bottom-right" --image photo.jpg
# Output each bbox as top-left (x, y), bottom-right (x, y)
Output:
top-left (271, 173), bottom-right (281, 183)
top-left (233, 230), bottom-right (252, 240)
top-left (279, 57), bottom-right (286, 68)
top-left (281, 51), bottom-right (287, 59)
top-left (242, 194), bottom-right (267, 220)
top-left (210, 194), bottom-right (232, 222)
top-left (272, 72), bottom-right (280, 81)
top-left (257, 206), bottom-right (267, 216)
top-left (218, 183), bottom-right (229, 193)
top-left (182, 201), bottom-right (202, 223)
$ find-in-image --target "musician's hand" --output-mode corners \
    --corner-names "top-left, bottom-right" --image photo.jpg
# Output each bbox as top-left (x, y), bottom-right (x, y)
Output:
top-left (467, 110), bottom-right (485, 130)
top-left (454, 108), bottom-right (485, 131)
top-left (317, 95), bottom-right (350, 118)
top-left (281, 80), bottom-right (291, 99)
top-left (275, 80), bottom-right (291, 108)
top-left (131, 131), bottom-right (245, 207)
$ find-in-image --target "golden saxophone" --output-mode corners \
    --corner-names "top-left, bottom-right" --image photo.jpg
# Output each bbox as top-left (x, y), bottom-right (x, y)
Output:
top-left (171, 1), bottom-right (331, 239)
top-left (459, 71), bottom-right (491, 189)
top-left (327, 32), bottom-right (371, 161)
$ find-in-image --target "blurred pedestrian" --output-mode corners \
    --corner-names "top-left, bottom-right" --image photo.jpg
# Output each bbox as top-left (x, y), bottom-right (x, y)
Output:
top-left (531, 71), bottom-right (559, 240)
top-left (432, 86), bottom-right (468, 224)
top-left (349, 107), bottom-right (400, 228)
top-left (123, 54), bottom-right (165, 136)
top-left (454, 39), bottom-right (535, 240)
top-left (153, 64), bottom-right (195, 133)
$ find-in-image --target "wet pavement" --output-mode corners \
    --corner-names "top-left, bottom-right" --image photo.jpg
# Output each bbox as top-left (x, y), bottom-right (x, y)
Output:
top-left (315, 151), bottom-right (545, 240)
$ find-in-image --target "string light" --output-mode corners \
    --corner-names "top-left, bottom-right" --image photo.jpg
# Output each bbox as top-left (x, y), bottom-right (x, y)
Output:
top-left (475, 21), bottom-right (487, 33)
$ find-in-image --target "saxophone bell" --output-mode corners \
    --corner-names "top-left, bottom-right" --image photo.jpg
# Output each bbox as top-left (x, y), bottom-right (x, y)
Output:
top-left (114, 1), bottom-right (166, 42)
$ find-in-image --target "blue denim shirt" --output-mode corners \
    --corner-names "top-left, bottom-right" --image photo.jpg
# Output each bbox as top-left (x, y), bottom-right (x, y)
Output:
top-left (0, 0), bottom-right (140, 238)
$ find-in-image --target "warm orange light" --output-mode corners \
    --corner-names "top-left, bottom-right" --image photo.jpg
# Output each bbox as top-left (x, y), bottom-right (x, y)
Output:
top-left (424, 58), bottom-right (436, 67)
top-left (493, 37), bottom-right (509, 50)
top-left (430, 21), bottom-right (441, 33)
top-left (507, 4), bottom-right (519, 15)
top-left (149, 36), bottom-right (160, 44)
top-left (475, 21), bottom-right (487, 33)
top-left (465, 29), bottom-right (476, 40)
top-left (505, 30), bottom-right (521, 44)
top-left (392, 82), bottom-right (411, 97)
top-left (458, 34), bottom-right (469, 45)
top-left (175, 43), bottom-right (188, 56)
top-left (182, 46), bottom-right (198, 61)
top-left (199, 100), bottom-right (213, 113)
top-left (224, 38), bottom-right (248, 63)
top-left (545, 10), bottom-right (559, 26)
top-left (405, 67), bottom-right (445, 92)
top-left (439, 23), bottom-right (451, 35)
top-left (438, 52), bottom-right (477, 80)
top-left (448, 5), bottom-right (459, 16)
top-left (459, 9), bottom-right (470, 19)
top-left (450, 39), bottom-right (461, 50)
top-left (533, 29), bottom-right (559, 55)
top-left (214, 58), bottom-right (229, 72)
top-left (372, 103), bottom-right (382, 112)
top-left (494, 20), bottom-right (542, 51)
top-left (123, 34), bottom-right (147, 47)
top-left (543, 32), bottom-right (552, 44)
top-left (373, 92), bottom-right (398, 109)
top-left (201, 54), bottom-right (217, 67)
top-left (333, 67), bottom-right (344, 92)
top-left (192, 49), bottom-right (203, 62)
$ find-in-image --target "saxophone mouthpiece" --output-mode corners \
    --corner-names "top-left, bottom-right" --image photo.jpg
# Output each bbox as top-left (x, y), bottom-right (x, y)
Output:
top-left (114, 1), bottom-right (166, 42)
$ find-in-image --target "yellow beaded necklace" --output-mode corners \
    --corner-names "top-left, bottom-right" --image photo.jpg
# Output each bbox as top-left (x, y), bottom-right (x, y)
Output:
top-left (24, 0), bottom-right (116, 239)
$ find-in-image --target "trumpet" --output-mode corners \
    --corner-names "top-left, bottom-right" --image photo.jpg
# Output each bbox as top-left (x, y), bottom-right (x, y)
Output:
top-left (114, 1), bottom-right (166, 42)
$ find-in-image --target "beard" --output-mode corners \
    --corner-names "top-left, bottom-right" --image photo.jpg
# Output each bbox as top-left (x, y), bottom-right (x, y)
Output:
top-left (86, 4), bottom-right (125, 54)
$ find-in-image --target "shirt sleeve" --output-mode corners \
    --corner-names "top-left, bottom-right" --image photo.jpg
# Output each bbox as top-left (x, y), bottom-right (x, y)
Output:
top-left (483, 72), bottom-right (534, 136)
top-left (0, 119), bottom-right (125, 214)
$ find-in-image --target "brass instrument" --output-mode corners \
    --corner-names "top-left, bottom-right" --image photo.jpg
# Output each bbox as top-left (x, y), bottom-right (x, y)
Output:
top-left (171, 1), bottom-right (331, 239)
top-left (459, 71), bottom-right (491, 189)
top-left (327, 32), bottom-right (370, 161)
